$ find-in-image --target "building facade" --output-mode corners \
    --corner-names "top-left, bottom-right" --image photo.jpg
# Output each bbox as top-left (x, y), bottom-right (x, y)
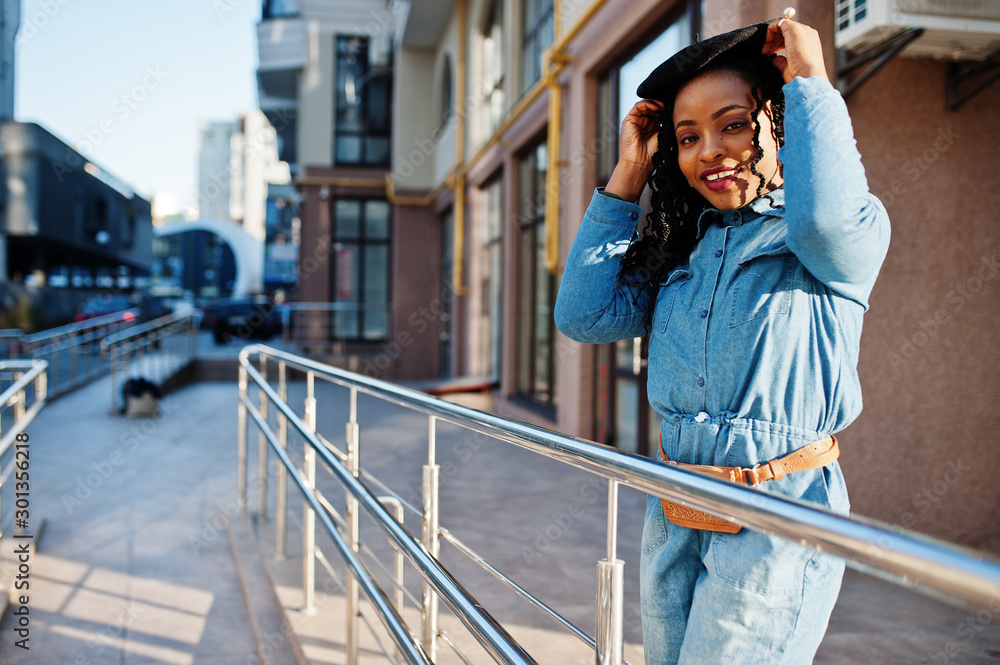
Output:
top-left (0, 122), bottom-right (154, 329)
top-left (261, 0), bottom-right (1000, 551)
top-left (0, 0), bottom-right (19, 120)
top-left (197, 120), bottom-right (240, 223)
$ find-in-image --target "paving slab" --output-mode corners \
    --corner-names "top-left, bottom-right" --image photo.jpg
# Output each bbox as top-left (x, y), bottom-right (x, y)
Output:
top-left (0, 377), bottom-right (291, 665)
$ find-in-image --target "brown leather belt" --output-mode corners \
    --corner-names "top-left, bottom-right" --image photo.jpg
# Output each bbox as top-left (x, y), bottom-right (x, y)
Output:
top-left (658, 435), bottom-right (840, 533)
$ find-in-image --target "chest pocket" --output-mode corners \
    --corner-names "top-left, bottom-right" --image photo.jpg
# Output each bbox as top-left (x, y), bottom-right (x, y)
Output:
top-left (729, 243), bottom-right (798, 328)
top-left (653, 269), bottom-right (690, 333)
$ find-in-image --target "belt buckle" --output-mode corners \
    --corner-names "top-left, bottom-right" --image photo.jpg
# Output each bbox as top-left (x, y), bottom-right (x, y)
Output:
top-left (742, 464), bottom-right (763, 487)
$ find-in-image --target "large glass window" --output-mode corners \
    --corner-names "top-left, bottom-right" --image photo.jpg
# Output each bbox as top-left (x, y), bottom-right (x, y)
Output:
top-left (593, 13), bottom-right (690, 454)
top-left (335, 36), bottom-right (392, 166)
top-left (479, 177), bottom-right (504, 379)
top-left (482, 0), bottom-right (505, 135)
top-left (331, 199), bottom-right (391, 341)
top-left (515, 142), bottom-right (555, 406)
top-left (521, 0), bottom-right (553, 93)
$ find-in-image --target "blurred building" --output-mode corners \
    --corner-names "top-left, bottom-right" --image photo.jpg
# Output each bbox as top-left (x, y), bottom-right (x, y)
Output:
top-left (197, 120), bottom-right (239, 222)
top-left (0, 0), bottom-right (19, 119)
top-left (259, 0), bottom-right (1000, 550)
top-left (0, 122), bottom-right (154, 328)
top-left (194, 112), bottom-right (297, 295)
top-left (256, 0), bottom-right (415, 372)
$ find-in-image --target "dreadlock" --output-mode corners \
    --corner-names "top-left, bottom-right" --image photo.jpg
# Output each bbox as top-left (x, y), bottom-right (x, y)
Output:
top-left (618, 54), bottom-right (786, 327)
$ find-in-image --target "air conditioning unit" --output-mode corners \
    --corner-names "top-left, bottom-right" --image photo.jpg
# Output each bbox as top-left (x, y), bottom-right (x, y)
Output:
top-left (835, 0), bottom-right (1000, 60)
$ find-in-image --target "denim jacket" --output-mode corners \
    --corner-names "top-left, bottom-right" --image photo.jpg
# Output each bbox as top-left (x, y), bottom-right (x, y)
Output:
top-left (555, 77), bottom-right (890, 475)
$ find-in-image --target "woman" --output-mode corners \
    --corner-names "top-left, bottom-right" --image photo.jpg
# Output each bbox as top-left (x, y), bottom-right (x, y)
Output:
top-left (553, 17), bottom-right (890, 664)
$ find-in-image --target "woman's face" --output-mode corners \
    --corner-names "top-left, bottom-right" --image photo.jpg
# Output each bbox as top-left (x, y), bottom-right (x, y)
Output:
top-left (672, 69), bottom-right (782, 210)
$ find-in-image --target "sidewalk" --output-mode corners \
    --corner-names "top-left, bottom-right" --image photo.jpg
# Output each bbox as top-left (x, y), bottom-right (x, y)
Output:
top-left (0, 376), bottom-right (296, 665)
top-left (1, 371), bottom-right (998, 664)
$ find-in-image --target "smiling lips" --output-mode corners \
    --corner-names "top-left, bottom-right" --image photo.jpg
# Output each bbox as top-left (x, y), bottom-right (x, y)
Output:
top-left (701, 166), bottom-right (741, 192)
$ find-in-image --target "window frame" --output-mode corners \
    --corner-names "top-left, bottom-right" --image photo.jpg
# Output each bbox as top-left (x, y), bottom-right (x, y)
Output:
top-left (329, 197), bottom-right (392, 343)
top-left (335, 35), bottom-right (393, 167)
top-left (520, 0), bottom-right (553, 93)
top-left (514, 140), bottom-right (556, 409)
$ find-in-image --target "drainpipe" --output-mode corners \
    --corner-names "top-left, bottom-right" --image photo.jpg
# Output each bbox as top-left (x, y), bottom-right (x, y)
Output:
top-left (542, 0), bottom-right (610, 273)
top-left (453, 0), bottom-right (468, 294)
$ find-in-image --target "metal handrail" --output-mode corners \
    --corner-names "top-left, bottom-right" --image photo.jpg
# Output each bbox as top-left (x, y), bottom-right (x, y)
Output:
top-left (240, 357), bottom-right (536, 665)
top-left (238, 344), bottom-right (1000, 664)
top-left (0, 360), bottom-right (48, 541)
top-left (1, 311), bottom-right (139, 398)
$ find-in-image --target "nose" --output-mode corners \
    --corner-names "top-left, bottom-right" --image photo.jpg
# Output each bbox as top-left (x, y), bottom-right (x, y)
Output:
top-left (699, 132), bottom-right (725, 162)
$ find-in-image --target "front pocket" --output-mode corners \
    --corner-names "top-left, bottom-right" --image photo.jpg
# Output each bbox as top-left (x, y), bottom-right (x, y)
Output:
top-left (653, 269), bottom-right (690, 333)
top-left (728, 246), bottom-right (797, 328)
top-left (709, 526), bottom-right (817, 596)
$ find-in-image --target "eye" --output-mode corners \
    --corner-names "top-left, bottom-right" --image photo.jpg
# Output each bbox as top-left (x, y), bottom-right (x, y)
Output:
top-left (677, 134), bottom-right (697, 146)
top-left (724, 120), bottom-right (747, 131)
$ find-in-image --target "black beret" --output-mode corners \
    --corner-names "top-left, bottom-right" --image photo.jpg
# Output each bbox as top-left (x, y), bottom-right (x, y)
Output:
top-left (636, 22), bottom-right (771, 101)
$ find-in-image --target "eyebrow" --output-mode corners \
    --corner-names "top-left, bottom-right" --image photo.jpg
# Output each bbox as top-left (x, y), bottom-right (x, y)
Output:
top-left (674, 104), bottom-right (752, 130)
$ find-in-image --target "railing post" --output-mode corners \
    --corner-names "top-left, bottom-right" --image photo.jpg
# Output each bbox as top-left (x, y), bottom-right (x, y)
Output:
top-left (276, 360), bottom-right (288, 559)
top-left (38, 362), bottom-right (47, 402)
top-left (257, 356), bottom-right (269, 523)
top-left (345, 386), bottom-right (361, 665)
top-left (379, 496), bottom-right (406, 665)
top-left (14, 372), bottom-right (26, 422)
top-left (109, 343), bottom-right (118, 413)
top-left (237, 364), bottom-right (248, 512)
top-left (69, 331), bottom-right (78, 389)
top-left (51, 338), bottom-right (60, 395)
top-left (303, 371), bottom-right (317, 614)
top-left (596, 479), bottom-right (624, 665)
top-left (421, 415), bottom-right (441, 661)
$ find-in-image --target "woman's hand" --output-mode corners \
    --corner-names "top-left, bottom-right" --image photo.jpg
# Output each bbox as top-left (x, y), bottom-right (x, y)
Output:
top-left (606, 99), bottom-right (663, 202)
top-left (763, 18), bottom-right (829, 84)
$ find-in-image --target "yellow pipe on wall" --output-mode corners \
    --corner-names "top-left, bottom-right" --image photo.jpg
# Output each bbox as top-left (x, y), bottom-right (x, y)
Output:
top-left (543, 0), bottom-right (564, 274)
top-left (453, 0), bottom-right (468, 295)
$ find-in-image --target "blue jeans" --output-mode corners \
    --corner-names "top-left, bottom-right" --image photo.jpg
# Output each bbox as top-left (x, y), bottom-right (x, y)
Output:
top-left (639, 474), bottom-right (847, 664)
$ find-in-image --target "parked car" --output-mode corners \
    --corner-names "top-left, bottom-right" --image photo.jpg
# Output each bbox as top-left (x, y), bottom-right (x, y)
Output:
top-left (212, 298), bottom-right (281, 344)
top-left (74, 294), bottom-right (139, 323)
top-left (74, 294), bottom-right (173, 324)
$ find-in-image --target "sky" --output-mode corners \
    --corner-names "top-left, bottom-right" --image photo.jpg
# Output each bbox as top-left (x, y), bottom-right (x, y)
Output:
top-left (15, 0), bottom-right (261, 215)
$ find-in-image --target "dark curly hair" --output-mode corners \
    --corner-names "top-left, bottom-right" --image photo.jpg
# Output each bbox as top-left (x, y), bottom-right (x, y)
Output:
top-left (619, 53), bottom-right (786, 322)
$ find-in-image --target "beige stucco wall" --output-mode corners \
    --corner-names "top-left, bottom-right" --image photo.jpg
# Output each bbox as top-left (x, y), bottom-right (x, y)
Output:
top-left (299, 23), bottom-right (334, 169)
top-left (393, 46), bottom-right (439, 190)
top-left (840, 55), bottom-right (1000, 552)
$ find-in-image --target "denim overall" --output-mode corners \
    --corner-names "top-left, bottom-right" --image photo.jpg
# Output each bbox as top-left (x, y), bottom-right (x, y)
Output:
top-left (554, 77), bottom-right (890, 664)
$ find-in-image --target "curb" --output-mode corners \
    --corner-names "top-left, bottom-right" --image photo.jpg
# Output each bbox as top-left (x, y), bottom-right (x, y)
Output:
top-left (228, 512), bottom-right (309, 665)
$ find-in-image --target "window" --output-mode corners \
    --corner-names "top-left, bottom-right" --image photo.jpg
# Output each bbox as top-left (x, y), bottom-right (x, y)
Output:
top-left (440, 209), bottom-right (454, 377)
top-left (441, 56), bottom-right (454, 127)
top-left (515, 142), bottom-right (555, 406)
top-left (479, 177), bottom-right (504, 378)
top-left (521, 0), bottom-right (553, 93)
top-left (482, 0), bottom-right (505, 135)
top-left (263, 0), bottom-right (299, 19)
top-left (331, 199), bottom-right (391, 341)
top-left (335, 36), bottom-right (392, 166)
top-left (594, 13), bottom-right (690, 454)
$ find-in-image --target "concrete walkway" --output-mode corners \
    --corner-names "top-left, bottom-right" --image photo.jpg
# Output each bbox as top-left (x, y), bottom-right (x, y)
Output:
top-left (0, 375), bottom-right (296, 665)
top-left (1, 368), bottom-right (999, 664)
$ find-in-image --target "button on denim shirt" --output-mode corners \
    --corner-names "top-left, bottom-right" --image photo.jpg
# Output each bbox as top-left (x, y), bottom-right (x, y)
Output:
top-left (555, 77), bottom-right (890, 492)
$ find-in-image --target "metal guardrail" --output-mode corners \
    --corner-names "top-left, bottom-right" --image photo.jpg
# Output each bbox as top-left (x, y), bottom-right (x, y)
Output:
top-left (0, 360), bottom-right (48, 540)
top-left (101, 312), bottom-right (198, 413)
top-left (237, 344), bottom-right (1000, 665)
top-left (0, 310), bottom-right (138, 399)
